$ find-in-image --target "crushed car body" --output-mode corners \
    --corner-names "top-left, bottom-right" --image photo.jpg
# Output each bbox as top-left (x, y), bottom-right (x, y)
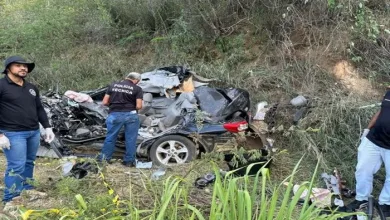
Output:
top-left (38, 66), bottom-right (267, 166)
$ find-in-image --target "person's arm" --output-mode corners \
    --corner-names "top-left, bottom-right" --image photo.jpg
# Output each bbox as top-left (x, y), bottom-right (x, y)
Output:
top-left (361, 110), bottom-right (380, 140)
top-left (0, 83), bottom-right (9, 149)
top-left (36, 88), bottom-right (55, 143)
top-left (367, 110), bottom-right (381, 129)
top-left (102, 84), bottom-right (113, 106)
top-left (35, 89), bottom-right (51, 128)
top-left (0, 83), bottom-right (3, 137)
top-left (102, 94), bottom-right (110, 106)
top-left (136, 99), bottom-right (142, 110)
top-left (135, 88), bottom-right (143, 110)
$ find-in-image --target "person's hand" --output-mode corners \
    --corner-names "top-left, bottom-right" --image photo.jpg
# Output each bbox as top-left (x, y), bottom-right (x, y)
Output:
top-left (45, 128), bottom-right (55, 143)
top-left (0, 135), bottom-right (10, 150)
top-left (361, 128), bottom-right (370, 141)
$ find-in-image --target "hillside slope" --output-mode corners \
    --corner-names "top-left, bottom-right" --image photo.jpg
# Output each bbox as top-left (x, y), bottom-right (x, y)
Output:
top-left (0, 0), bottom-right (390, 184)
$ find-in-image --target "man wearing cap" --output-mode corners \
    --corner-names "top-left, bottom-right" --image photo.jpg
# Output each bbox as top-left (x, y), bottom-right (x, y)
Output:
top-left (98, 72), bottom-right (143, 167)
top-left (0, 56), bottom-right (55, 205)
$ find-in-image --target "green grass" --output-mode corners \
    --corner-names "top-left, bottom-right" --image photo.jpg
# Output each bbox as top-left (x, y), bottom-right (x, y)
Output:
top-left (13, 156), bottom-right (359, 220)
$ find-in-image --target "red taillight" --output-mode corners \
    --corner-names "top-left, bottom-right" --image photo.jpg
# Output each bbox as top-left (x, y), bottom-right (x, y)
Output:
top-left (223, 121), bottom-right (248, 133)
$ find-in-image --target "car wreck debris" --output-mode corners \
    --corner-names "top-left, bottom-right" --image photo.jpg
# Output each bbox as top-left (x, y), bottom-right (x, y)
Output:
top-left (194, 172), bottom-right (216, 189)
top-left (62, 161), bottom-right (98, 179)
top-left (135, 160), bottom-right (153, 169)
top-left (37, 66), bottom-right (268, 166)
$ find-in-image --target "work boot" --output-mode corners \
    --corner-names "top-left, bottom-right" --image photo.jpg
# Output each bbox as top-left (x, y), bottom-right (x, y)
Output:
top-left (346, 199), bottom-right (368, 212)
top-left (122, 161), bottom-right (136, 168)
top-left (97, 159), bottom-right (113, 166)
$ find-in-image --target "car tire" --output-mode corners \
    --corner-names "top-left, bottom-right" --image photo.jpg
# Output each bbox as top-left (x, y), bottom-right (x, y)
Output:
top-left (149, 135), bottom-right (197, 167)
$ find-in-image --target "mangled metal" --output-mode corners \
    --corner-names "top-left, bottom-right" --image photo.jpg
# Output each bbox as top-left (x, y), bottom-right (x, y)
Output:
top-left (139, 66), bottom-right (211, 97)
top-left (38, 66), bottom-right (268, 166)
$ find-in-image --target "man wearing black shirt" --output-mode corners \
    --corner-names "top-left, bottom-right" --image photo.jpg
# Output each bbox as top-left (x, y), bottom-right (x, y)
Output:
top-left (348, 90), bottom-right (390, 213)
top-left (0, 56), bottom-right (55, 205)
top-left (98, 72), bottom-right (143, 167)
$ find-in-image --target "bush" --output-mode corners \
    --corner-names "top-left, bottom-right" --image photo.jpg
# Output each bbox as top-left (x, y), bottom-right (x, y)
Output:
top-left (0, 0), bottom-right (112, 63)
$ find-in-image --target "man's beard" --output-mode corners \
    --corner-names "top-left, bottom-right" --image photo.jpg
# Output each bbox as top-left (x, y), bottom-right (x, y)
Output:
top-left (10, 71), bottom-right (27, 78)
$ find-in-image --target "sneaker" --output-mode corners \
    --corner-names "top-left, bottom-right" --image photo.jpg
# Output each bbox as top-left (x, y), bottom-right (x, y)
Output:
top-left (346, 199), bottom-right (368, 212)
top-left (122, 161), bottom-right (136, 168)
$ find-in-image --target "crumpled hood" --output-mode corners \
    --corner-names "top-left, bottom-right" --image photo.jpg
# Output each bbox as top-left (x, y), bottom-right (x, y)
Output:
top-left (138, 66), bottom-right (214, 96)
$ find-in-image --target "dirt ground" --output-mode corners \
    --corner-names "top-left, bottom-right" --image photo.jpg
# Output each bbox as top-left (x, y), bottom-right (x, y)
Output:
top-left (332, 60), bottom-right (381, 98)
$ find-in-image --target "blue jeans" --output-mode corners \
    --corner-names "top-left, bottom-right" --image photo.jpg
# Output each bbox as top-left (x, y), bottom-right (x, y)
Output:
top-left (98, 112), bottom-right (139, 163)
top-left (1, 129), bottom-right (40, 202)
top-left (355, 137), bottom-right (390, 205)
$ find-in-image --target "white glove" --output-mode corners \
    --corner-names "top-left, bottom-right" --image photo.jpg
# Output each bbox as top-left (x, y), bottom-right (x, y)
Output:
top-left (361, 128), bottom-right (370, 141)
top-left (45, 128), bottom-right (55, 143)
top-left (0, 135), bottom-right (10, 150)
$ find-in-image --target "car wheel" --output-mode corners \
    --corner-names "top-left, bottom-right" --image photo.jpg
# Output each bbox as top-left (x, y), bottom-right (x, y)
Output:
top-left (149, 135), bottom-right (197, 166)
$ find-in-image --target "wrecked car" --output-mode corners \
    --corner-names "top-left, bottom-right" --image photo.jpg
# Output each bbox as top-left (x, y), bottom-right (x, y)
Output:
top-left (38, 66), bottom-right (267, 166)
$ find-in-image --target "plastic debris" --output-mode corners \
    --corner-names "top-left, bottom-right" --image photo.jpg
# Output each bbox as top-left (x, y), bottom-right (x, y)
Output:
top-left (285, 182), bottom-right (332, 208)
top-left (356, 215), bottom-right (366, 220)
top-left (266, 138), bottom-right (275, 147)
top-left (321, 170), bottom-right (355, 200)
top-left (290, 95), bottom-right (308, 107)
top-left (334, 198), bottom-right (344, 207)
top-left (135, 160), bottom-right (153, 169)
top-left (62, 161), bottom-right (74, 176)
top-left (295, 185), bottom-right (332, 208)
top-left (321, 172), bottom-right (341, 195)
top-left (194, 172), bottom-right (216, 189)
top-left (253, 101), bottom-right (268, 120)
top-left (64, 90), bottom-right (93, 103)
top-left (69, 162), bottom-right (98, 179)
top-left (151, 168), bottom-right (166, 180)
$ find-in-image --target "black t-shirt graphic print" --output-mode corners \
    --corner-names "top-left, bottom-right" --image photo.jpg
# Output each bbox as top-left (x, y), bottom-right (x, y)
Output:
top-left (106, 80), bottom-right (143, 113)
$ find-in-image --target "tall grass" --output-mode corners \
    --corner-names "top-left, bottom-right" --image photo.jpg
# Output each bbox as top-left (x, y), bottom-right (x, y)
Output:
top-left (0, 0), bottom-right (361, 92)
top-left (18, 158), bottom-right (356, 220)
